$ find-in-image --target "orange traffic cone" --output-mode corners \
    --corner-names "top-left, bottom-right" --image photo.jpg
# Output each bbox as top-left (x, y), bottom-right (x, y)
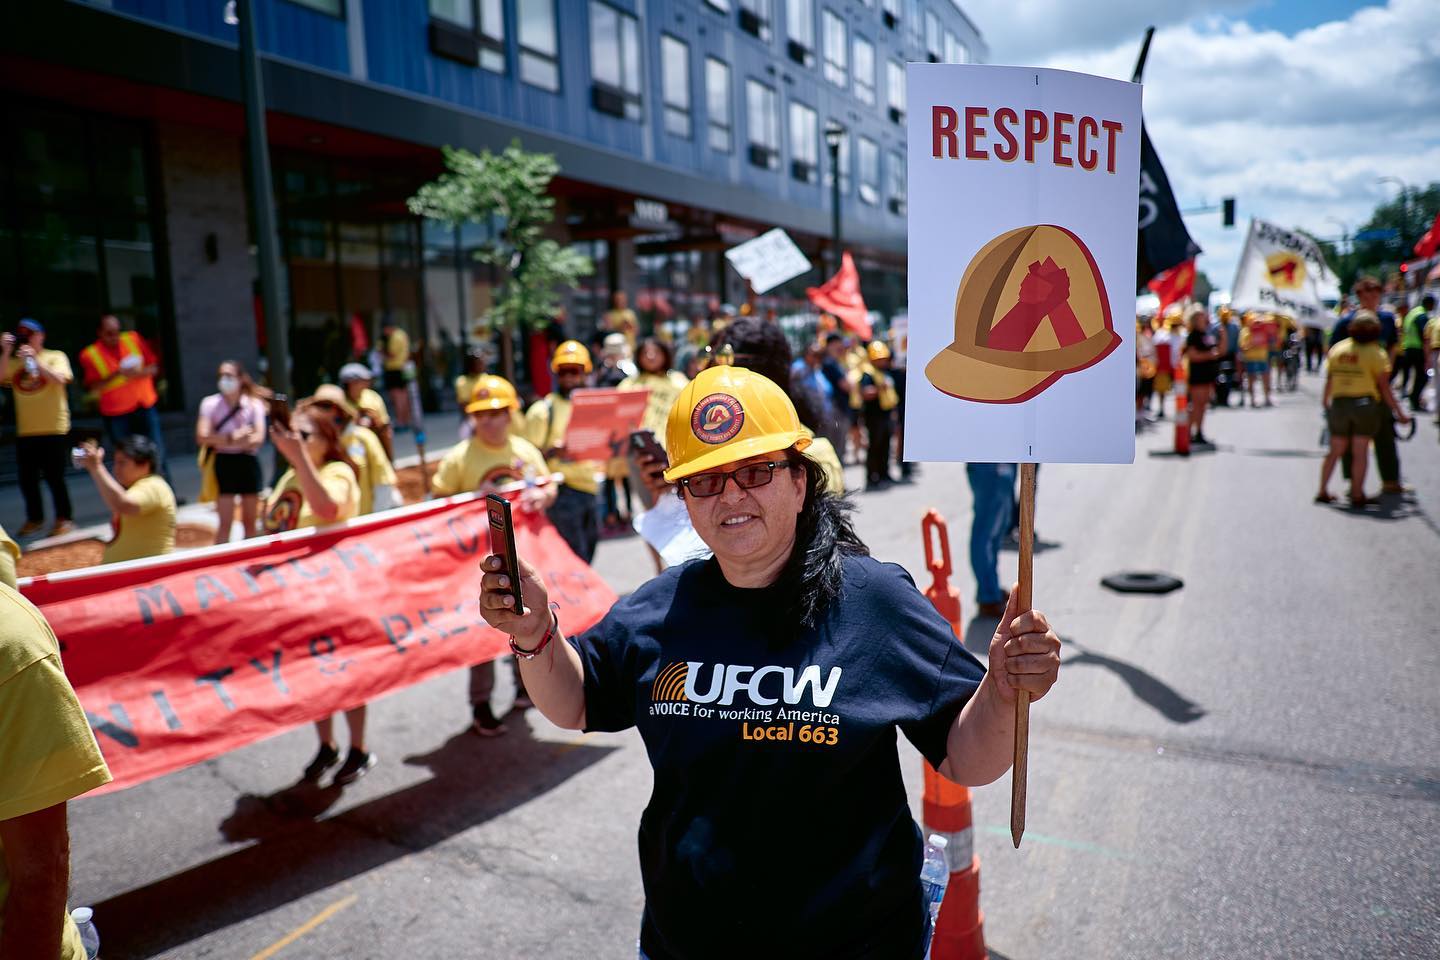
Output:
top-left (921, 510), bottom-right (962, 636)
top-left (923, 763), bottom-right (986, 960)
top-left (1173, 362), bottom-right (1190, 456)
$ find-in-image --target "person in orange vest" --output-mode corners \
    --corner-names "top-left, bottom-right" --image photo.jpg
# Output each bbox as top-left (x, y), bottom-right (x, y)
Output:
top-left (79, 315), bottom-right (172, 483)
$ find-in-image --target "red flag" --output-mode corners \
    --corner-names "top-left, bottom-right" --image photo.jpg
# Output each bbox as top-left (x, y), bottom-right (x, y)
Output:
top-left (20, 491), bottom-right (616, 794)
top-left (1146, 258), bottom-right (1196, 314)
top-left (1414, 209), bottom-right (1440, 259)
top-left (807, 252), bottom-right (872, 340)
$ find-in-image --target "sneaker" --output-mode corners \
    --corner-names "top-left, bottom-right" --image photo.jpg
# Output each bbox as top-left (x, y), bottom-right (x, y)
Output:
top-left (512, 689), bottom-right (534, 711)
top-left (302, 742), bottom-right (340, 781)
top-left (332, 747), bottom-right (377, 785)
top-left (16, 520), bottom-right (44, 538)
top-left (471, 704), bottom-right (507, 737)
top-left (49, 520), bottom-right (76, 538)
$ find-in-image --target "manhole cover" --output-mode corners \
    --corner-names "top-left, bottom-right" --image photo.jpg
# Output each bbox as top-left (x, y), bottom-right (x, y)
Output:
top-left (1101, 571), bottom-right (1183, 595)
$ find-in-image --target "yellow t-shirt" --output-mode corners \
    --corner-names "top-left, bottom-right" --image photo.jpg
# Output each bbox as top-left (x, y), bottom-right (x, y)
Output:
top-left (1239, 327), bottom-right (1268, 362)
top-left (1426, 316), bottom-right (1440, 351)
top-left (604, 308), bottom-right (639, 350)
top-left (524, 394), bottom-right (601, 495)
top-left (264, 460), bottom-right (360, 532)
top-left (1327, 339), bottom-right (1389, 400)
top-left (383, 329), bottom-right (410, 372)
top-left (618, 370), bottom-right (690, 441)
top-left (802, 433), bottom-right (846, 497)
top-left (2, 349), bottom-right (72, 436)
top-left (0, 583), bottom-right (113, 959)
top-left (0, 524), bottom-right (19, 589)
top-left (103, 475), bottom-right (177, 565)
top-left (343, 425), bottom-right (396, 515)
top-left (357, 386), bottom-right (390, 426)
top-left (431, 435), bottom-right (548, 497)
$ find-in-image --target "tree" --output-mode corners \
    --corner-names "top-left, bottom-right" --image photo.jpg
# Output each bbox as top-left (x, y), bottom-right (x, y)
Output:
top-left (409, 142), bottom-right (592, 382)
top-left (1339, 181), bottom-right (1440, 292)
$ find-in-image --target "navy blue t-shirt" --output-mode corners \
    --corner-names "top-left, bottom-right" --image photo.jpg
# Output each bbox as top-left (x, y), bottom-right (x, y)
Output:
top-left (570, 554), bottom-right (986, 960)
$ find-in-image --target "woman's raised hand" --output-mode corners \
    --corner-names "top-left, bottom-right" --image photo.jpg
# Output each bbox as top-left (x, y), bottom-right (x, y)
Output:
top-left (988, 583), bottom-right (1061, 703)
top-left (478, 554), bottom-right (552, 644)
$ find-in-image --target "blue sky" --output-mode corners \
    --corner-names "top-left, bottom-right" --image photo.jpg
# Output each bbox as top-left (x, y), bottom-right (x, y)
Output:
top-left (959, 0), bottom-right (1439, 297)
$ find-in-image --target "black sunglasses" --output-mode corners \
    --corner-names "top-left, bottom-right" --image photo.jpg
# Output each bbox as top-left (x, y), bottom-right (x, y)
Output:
top-left (678, 459), bottom-right (795, 498)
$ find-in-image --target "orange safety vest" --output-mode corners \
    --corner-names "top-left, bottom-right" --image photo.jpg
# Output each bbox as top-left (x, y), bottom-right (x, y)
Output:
top-left (83, 331), bottom-right (158, 416)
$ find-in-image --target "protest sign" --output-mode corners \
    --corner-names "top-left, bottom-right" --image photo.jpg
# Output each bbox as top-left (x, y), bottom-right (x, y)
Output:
top-left (562, 388), bottom-right (650, 461)
top-left (20, 492), bottom-right (616, 793)
top-left (1230, 218), bottom-right (1340, 329)
top-left (905, 64), bottom-right (1142, 464)
top-left (724, 228), bottom-right (813, 294)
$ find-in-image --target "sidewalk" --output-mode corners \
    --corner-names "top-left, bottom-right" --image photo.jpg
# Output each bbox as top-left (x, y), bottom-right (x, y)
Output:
top-left (1, 410), bottom-right (469, 545)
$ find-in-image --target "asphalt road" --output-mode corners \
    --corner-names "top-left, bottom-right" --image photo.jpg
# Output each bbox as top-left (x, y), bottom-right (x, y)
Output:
top-left (68, 368), bottom-right (1440, 959)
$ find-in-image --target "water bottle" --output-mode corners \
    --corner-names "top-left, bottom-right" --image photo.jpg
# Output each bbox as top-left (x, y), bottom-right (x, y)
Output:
top-left (24, 354), bottom-right (39, 379)
top-left (71, 907), bottom-right (100, 959)
top-left (920, 833), bottom-right (949, 957)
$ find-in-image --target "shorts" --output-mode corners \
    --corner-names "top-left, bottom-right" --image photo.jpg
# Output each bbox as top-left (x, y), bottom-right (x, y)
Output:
top-left (214, 451), bottom-right (263, 495)
top-left (1245, 360), bottom-right (1268, 375)
top-left (1326, 396), bottom-right (1381, 438)
top-left (382, 369), bottom-right (406, 391)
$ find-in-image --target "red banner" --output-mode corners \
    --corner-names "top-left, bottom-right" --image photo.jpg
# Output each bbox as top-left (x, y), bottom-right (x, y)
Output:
top-left (1146, 257), bottom-right (1196, 315)
top-left (19, 493), bottom-right (617, 794)
top-left (807, 252), bottom-right (873, 341)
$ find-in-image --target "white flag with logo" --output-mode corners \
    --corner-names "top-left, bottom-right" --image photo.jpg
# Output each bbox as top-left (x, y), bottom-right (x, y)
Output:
top-left (1230, 219), bottom-right (1340, 328)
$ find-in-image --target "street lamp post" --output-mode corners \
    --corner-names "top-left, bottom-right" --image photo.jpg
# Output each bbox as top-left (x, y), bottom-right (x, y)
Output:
top-left (232, 0), bottom-right (291, 395)
top-left (824, 123), bottom-right (846, 277)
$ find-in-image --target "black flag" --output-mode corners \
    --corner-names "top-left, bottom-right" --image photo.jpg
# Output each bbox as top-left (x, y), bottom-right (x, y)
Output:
top-left (1136, 125), bottom-right (1200, 292)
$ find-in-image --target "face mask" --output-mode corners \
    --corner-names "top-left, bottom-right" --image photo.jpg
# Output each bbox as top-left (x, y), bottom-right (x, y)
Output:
top-left (218, 376), bottom-right (240, 394)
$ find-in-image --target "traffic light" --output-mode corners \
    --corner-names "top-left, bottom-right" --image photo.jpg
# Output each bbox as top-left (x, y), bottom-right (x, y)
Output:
top-left (1222, 197), bottom-right (1235, 228)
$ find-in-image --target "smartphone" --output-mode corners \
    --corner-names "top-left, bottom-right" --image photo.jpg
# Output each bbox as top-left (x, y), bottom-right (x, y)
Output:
top-left (486, 493), bottom-right (525, 615)
top-left (269, 392), bottom-right (292, 432)
top-left (627, 430), bottom-right (669, 510)
top-left (628, 429), bottom-right (666, 464)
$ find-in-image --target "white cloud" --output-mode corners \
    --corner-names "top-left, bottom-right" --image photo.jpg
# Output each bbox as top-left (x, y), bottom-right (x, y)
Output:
top-left (964, 0), bottom-right (1440, 293)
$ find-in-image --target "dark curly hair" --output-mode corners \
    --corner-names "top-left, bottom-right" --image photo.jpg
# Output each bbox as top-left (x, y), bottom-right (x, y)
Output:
top-left (775, 451), bottom-right (869, 631)
top-left (711, 318), bottom-right (827, 434)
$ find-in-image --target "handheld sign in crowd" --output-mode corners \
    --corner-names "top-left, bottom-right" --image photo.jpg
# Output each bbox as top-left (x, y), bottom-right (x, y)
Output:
top-left (562, 388), bottom-right (650, 462)
top-left (724, 228), bottom-right (813, 295)
top-left (1230, 218), bottom-right (1341, 329)
top-left (904, 64), bottom-right (1142, 844)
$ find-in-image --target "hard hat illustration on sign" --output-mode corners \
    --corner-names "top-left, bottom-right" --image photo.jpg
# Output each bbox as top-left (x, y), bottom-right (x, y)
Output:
top-left (926, 224), bottom-right (1120, 404)
top-left (1264, 251), bottom-right (1305, 290)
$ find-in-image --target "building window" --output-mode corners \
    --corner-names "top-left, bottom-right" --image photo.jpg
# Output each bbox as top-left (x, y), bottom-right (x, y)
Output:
top-left (285, 0), bottom-right (342, 15)
top-left (745, 79), bottom-right (781, 170)
top-left (706, 0), bottom-right (730, 10)
top-left (944, 30), bottom-right (968, 63)
top-left (857, 136), bottom-right (879, 205)
top-left (887, 149), bottom-right (906, 215)
top-left (886, 59), bottom-right (905, 122)
top-left (905, 0), bottom-right (922, 48)
top-left (925, 11), bottom-right (941, 61)
top-left (824, 119), bottom-right (850, 192)
top-left (706, 57), bottom-right (733, 152)
top-left (786, 0), bottom-right (814, 65)
top-left (881, 0), bottom-right (900, 28)
top-left (590, 1), bottom-right (642, 120)
top-left (853, 36), bottom-right (875, 105)
top-left (429, 0), bottom-right (506, 73)
top-left (661, 35), bottom-right (691, 138)
top-left (739, 0), bottom-right (772, 42)
top-left (517, 0), bottom-right (559, 90)
top-left (789, 101), bottom-right (818, 183)
top-left (821, 10), bottom-right (847, 88)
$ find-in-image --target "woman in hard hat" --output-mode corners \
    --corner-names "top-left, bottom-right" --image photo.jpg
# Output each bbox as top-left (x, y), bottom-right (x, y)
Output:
top-left (478, 365), bottom-right (1061, 959)
top-left (524, 340), bottom-right (602, 562)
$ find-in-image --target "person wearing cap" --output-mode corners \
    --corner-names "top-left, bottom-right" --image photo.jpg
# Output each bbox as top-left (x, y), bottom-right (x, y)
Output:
top-left (79, 314), bottom-right (171, 483)
top-left (77, 435), bottom-right (176, 565)
top-left (1333, 276), bottom-right (1405, 495)
top-left (379, 321), bottom-right (412, 431)
top-left (477, 364), bottom-right (1061, 959)
top-left (339, 362), bottom-right (393, 460)
top-left (0, 579), bottom-right (113, 959)
top-left (849, 341), bottom-right (900, 490)
top-left (433, 375), bottom-right (554, 736)
top-left (603, 291), bottom-right (639, 353)
top-left (524, 340), bottom-right (603, 563)
top-left (1317, 309), bottom-right (1410, 507)
top-left (310, 385), bottom-right (398, 515)
top-left (1, 319), bottom-right (76, 538)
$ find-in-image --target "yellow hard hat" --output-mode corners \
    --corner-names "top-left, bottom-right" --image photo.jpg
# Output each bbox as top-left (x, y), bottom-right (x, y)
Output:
top-left (663, 365), bottom-right (811, 483)
top-left (551, 339), bottom-right (593, 373)
top-left (465, 374), bottom-right (519, 413)
top-left (867, 340), bottom-right (892, 362)
top-left (310, 383), bottom-right (357, 419)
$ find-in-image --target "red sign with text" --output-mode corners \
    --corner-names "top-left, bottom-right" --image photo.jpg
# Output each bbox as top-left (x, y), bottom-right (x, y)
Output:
top-left (20, 493), bottom-right (617, 794)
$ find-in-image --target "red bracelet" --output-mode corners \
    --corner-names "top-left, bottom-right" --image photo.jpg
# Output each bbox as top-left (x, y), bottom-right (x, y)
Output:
top-left (509, 604), bottom-right (560, 660)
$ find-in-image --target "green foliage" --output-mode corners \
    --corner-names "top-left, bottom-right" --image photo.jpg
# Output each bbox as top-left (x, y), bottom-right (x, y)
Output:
top-left (1329, 182), bottom-right (1439, 291)
top-left (408, 142), bottom-right (593, 333)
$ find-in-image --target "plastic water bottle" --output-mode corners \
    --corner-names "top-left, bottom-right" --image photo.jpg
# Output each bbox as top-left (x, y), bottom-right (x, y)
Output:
top-left (23, 354), bottom-right (39, 379)
top-left (71, 907), bottom-right (100, 959)
top-left (920, 834), bottom-right (949, 957)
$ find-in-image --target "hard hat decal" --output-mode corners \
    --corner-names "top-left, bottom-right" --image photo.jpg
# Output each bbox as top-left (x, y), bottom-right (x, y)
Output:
top-left (926, 224), bottom-right (1120, 404)
top-left (691, 393), bottom-right (746, 444)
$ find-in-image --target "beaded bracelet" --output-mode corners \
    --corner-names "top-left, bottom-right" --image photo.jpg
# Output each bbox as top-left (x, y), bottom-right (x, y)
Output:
top-left (509, 603), bottom-right (560, 660)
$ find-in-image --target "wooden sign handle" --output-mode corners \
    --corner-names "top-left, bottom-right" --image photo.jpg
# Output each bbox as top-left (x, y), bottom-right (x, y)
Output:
top-left (1011, 462), bottom-right (1036, 848)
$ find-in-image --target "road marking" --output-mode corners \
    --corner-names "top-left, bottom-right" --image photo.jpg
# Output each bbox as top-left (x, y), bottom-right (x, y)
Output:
top-left (249, 894), bottom-right (358, 960)
top-left (978, 824), bottom-right (1135, 861)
